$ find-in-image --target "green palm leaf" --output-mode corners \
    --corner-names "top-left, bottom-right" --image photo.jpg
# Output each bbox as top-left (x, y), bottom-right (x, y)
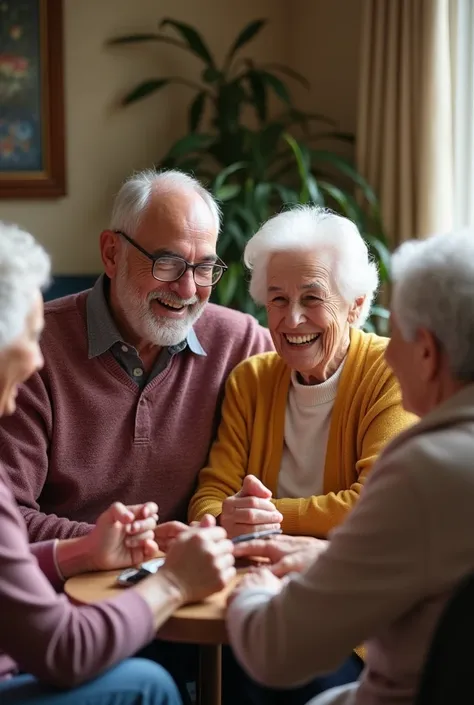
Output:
top-left (159, 18), bottom-right (215, 66)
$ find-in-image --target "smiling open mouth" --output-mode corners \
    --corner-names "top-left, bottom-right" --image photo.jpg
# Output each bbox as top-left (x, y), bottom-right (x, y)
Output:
top-left (153, 299), bottom-right (185, 312)
top-left (284, 333), bottom-right (321, 346)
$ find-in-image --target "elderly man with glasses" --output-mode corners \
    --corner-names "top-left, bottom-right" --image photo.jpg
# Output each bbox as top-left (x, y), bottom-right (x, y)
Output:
top-left (0, 168), bottom-right (273, 544)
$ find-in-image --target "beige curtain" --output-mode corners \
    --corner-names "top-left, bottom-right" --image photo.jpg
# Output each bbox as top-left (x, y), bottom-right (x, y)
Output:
top-left (357, 0), bottom-right (453, 246)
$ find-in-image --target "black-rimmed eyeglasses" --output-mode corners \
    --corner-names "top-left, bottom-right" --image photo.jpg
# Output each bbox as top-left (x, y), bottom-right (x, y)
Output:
top-left (114, 230), bottom-right (228, 287)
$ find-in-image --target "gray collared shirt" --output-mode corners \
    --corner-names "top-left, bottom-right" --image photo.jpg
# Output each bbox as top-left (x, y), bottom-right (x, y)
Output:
top-left (86, 275), bottom-right (206, 388)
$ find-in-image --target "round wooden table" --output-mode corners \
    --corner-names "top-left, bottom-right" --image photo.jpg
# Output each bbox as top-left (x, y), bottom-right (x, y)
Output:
top-left (65, 566), bottom-right (246, 705)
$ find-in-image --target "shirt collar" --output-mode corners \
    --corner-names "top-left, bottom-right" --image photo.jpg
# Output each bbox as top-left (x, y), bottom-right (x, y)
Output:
top-left (86, 274), bottom-right (206, 358)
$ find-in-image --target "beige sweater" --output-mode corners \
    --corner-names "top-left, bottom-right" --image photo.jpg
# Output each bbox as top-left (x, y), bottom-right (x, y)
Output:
top-left (227, 384), bottom-right (474, 705)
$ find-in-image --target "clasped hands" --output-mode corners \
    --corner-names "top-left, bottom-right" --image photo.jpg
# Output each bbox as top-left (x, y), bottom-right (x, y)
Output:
top-left (220, 474), bottom-right (283, 538)
top-left (79, 474), bottom-right (280, 572)
top-left (154, 474), bottom-right (328, 602)
top-left (61, 502), bottom-right (235, 605)
top-left (67, 476), bottom-right (327, 605)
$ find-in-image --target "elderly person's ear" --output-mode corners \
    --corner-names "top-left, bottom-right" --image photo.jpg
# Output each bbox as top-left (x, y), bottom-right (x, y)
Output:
top-left (347, 296), bottom-right (365, 325)
top-left (414, 327), bottom-right (442, 383)
top-left (100, 230), bottom-right (122, 277)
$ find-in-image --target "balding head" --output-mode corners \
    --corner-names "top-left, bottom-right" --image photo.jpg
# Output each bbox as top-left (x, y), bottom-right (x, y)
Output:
top-left (110, 169), bottom-right (220, 239)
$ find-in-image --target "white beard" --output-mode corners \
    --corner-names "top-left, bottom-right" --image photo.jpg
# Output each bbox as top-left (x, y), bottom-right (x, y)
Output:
top-left (115, 259), bottom-right (207, 347)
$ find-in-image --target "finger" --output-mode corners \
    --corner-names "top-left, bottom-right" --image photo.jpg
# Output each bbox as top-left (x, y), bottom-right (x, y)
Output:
top-left (142, 538), bottom-right (160, 558)
top-left (215, 566), bottom-right (237, 595)
top-left (193, 526), bottom-right (228, 542)
top-left (226, 496), bottom-right (279, 512)
top-left (240, 475), bottom-right (272, 499)
top-left (125, 503), bottom-right (159, 519)
top-left (124, 530), bottom-right (156, 548)
top-left (221, 565), bottom-right (237, 586)
top-left (155, 521), bottom-right (188, 538)
top-left (199, 514), bottom-right (216, 528)
top-left (211, 538), bottom-right (235, 557)
top-left (107, 502), bottom-right (134, 525)
top-left (233, 507), bottom-right (282, 524)
top-left (128, 538), bottom-right (160, 560)
top-left (242, 566), bottom-right (275, 586)
top-left (233, 539), bottom-right (278, 559)
top-left (270, 555), bottom-right (303, 578)
top-left (140, 502), bottom-right (159, 519)
top-left (126, 516), bottom-right (158, 535)
top-left (215, 552), bottom-right (236, 571)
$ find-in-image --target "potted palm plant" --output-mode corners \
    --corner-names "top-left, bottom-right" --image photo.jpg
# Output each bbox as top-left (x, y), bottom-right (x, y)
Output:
top-left (108, 18), bottom-right (390, 332)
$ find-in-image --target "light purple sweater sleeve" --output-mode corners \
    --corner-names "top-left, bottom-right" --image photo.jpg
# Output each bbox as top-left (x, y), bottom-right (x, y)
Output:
top-left (29, 539), bottom-right (64, 591)
top-left (0, 468), bottom-right (156, 687)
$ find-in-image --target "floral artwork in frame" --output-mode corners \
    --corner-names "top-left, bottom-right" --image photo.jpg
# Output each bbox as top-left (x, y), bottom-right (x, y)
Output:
top-left (0, 0), bottom-right (66, 198)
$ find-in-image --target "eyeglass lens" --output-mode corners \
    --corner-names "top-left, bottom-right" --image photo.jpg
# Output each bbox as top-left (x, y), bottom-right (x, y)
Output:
top-left (152, 257), bottom-right (223, 285)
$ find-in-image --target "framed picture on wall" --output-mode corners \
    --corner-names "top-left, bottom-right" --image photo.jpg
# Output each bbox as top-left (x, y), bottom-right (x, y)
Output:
top-left (0, 0), bottom-right (66, 198)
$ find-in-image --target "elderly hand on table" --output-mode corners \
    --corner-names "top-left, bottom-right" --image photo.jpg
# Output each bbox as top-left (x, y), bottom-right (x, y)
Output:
top-left (227, 535), bottom-right (328, 605)
top-left (219, 475), bottom-right (283, 539)
top-left (56, 501), bottom-right (160, 577)
top-left (228, 566), bottom-right (283, 606)
top-left (154, 513), bottom-right (216, 552)
top-left (233, 534), bottom-right (328, 577)
top-left (159, 525), bottom-right (236, 603)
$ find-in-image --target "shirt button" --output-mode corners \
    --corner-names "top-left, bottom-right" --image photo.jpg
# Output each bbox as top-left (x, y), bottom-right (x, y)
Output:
top-left (133, 367), bottom-right (144, 377)
top-left (121, 345), bottom-right (128, 352)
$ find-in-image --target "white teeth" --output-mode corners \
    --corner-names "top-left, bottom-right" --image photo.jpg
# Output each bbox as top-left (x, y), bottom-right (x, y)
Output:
top-left (156, 299), bottom-right (183, 310)
top-left (285, 333), bottom-right (320, 345)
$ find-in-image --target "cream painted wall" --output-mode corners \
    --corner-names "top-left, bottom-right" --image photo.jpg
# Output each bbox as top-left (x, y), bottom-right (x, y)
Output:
top-left (0, 0), bottom-right (362, 274)
top-left (290, 0), bottom-right (363, 135)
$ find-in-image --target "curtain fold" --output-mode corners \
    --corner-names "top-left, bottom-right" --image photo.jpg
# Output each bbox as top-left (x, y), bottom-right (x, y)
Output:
top-left (357, 0), bottom-right (454, 246)
top-left (452, 0), bottom-right (474, 229)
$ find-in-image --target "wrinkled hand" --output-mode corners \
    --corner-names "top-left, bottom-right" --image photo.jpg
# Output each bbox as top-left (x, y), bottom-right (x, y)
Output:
top-left (228, 566), bottom-right (282, 605)
top-left (233, 534), bottom-right (328, 577)
top-left (155, 514), bottom-right (216, 552)
top-left (220, 475), bottom-right (283, 539)
top-left (160, 526), bottom-right (235, 603)
top-left (85, 502), bottom-right (159, 571)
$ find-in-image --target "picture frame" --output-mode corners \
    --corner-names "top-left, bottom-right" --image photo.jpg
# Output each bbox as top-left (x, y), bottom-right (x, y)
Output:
top-left (0, 0), bottom-right (66, 198)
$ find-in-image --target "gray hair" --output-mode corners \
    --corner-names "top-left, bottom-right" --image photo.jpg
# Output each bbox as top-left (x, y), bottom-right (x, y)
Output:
top-left (0, 222), bottom-right (51, 349)
top-left (244, 205), bottom-right (379, 327)
top-left (391, 228), bottom-right (474, 382)
top-left (109, 168), bottom-right (221, 237)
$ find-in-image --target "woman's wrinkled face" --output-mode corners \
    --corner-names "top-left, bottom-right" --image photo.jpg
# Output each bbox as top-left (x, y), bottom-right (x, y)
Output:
top-left (266, 251), bottom-right (362, 383)
top-left (0, 292), bottom-right (44, 416)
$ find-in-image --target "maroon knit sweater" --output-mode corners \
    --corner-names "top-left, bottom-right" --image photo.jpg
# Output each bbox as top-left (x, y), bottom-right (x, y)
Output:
top-left (0, 292), bottom-right (272, 541)
top-left (0, 464), bottom-right (156, 685)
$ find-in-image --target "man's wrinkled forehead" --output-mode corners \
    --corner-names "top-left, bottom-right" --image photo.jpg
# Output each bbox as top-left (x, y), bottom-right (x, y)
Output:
top-left (135, 189), bottom-right (218, 246)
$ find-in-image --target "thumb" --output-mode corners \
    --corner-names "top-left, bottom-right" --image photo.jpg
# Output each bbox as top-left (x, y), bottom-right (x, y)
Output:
top-left (199, 514), bottom-right (216, 528)
top-left (102, 502), bottom-right (134, 527)
top-left (240, 475), bottom-right (272, 499)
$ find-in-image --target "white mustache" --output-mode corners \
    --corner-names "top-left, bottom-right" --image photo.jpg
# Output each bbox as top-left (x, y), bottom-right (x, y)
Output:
top-left (147, 291), bottom-right (199, 307)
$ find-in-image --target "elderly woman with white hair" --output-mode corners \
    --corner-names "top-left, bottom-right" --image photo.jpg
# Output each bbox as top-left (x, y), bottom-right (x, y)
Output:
top-left (0, 223), bottom-right (236, 704)
top-left (226, 227), bottom-right (474, 705)
top-left (189, 206), bottom-right (415, 541)
top-left (187, 205), bottom-right (415, 705)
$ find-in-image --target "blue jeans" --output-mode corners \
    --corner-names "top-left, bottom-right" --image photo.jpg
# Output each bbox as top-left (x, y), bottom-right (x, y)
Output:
top-left (222, 648), bottom-right (363, 705)
top-left (0, 658), bottom-right (182, 705)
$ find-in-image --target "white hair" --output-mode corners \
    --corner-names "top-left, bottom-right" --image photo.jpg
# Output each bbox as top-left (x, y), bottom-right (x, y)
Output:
top-left (244, 205), bottom-right (379, 327)
top-left (391, 227), bottom-right (474, 382)
top-left (109, 168), bottom-right (221, 237)
top-left (0, 222), bottom-right (50, 349)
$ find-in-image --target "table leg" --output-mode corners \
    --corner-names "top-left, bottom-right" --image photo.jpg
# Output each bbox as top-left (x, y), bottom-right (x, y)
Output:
top-left (197, 644), bottom-right (222, 705)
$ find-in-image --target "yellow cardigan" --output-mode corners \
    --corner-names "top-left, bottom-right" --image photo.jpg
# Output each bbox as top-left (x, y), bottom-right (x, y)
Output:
top-left (189, 328), bottom-right (417, 537)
